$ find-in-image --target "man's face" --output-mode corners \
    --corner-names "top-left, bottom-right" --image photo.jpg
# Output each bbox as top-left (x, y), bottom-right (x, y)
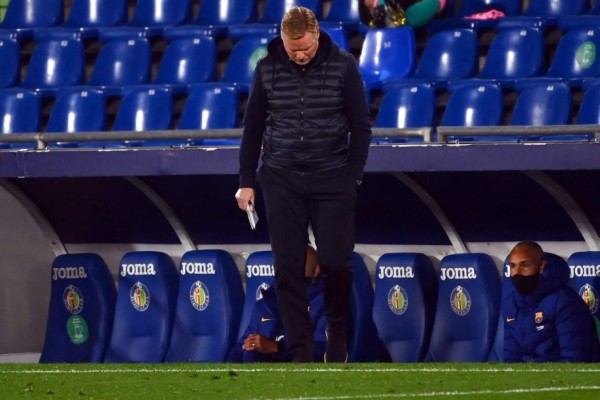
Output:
top-left (282, 30), bottom-right (319, 65)
top-left (508, 247), bottom-right (545, 277)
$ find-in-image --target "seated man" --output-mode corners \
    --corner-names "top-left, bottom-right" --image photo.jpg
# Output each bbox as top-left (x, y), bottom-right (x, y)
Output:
top-left (503, 241), bottom-right (599, 362)
top-left (364, 0), bottom-right (447, 28)
top-left (229, 246), bottom-right (326, 362)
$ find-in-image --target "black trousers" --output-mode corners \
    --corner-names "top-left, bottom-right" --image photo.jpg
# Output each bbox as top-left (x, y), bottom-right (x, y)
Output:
top-left (257, 164), bottom-right (356, 361)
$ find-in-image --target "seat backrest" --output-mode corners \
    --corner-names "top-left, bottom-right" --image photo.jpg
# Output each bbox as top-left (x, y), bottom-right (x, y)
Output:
top-left (567, 252), bottom-right (600, 333)
top-left (46, 88), bottom-right (107, 133)
top-left (509, 81), bottom-right (572, 126)
top-left (372, 253), bottom-right (438, 362)
top-left (455, 0), bottom-right (523, 17)
top-left (0, 90), bottom-right (41, 133)
top-left (88, 38), bottom-right (152, 88)
top-left (128, 0), bottom-right (193, 27)
top-left (178, 84), bottom-right (239, 130)
top-left (322, 0), bottom-right (362, 23)
top-left (104, 251), bottom-right (178, 363)
top-left (220, 36), bottom-right (272, 90)
top-left (359, 28), bottom-right (417, 86)
top-left (165, 250), bottom-right (244, 362)
top-left (440, 81), bottom-right (504, 127)
top-left (238, 251), bottom-right (275, 339)
top-left (113, 87), bottom-right (173, 131)
top-left (0, 38), bottom-right (20, 89)
top-left (321, 26), bottom-right (349, 51)
top-left (576, 83), bottom-right (600, 124)
top-left (258, 0), bottom-right (324, 23)
top-left (375, 83), bottom-right (435, 128)
top-left (479, 28), bottom-right (545, 82)
top-left (154, 36), bottom-right (217, 86)
top-left (21, 38), bottom-right (85, 90)
top-left (426, 253), bottom-right (501, 362)
top-left (194, 0), bottom-right (258, 26)
top-left (413, 29), bottom-right (479, 83)
top-left (63, 0), bottom-right (128, 28)
top-left (524, 0), bottom-right (589, 17)
top-left (40, 253), bottom-right (116, 363)
top-left (349, 252), bottom-right (390, 362)
top-left (0, 0), bottom-right (63, 29)
top-left (545, 28), bottom-right (600, 81)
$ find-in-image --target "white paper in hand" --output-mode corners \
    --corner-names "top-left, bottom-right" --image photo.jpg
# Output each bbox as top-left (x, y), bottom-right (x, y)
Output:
top-left (246, 206), bottom-right (259, 230)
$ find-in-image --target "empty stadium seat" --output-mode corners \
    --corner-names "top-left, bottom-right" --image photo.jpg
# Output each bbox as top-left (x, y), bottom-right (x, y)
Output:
top-left (426, 253), bottom-right (501, 362)
top-left (176, 0), bottom-right (259, 37)
top-left (0, 89), bottom-right (41, 149)
top-left (228, 0), bottom-right (323, 40)
top-left (495, 0), bottom-right (589, 31)
top-left (427, 0), bottom-right (523, 33)
top-left (238, 251), bottom-right (275, 339)
top-left (0, 0), bottom-right (63, 40)
top-left (359, 28), bottom-right (417, 93)
top-left (98, 0), bottom-right (193, 40)
top-left (321, 25), bottom-right (349, 51)
top-left (104, 251), bottom-right (178, 363)
top-left (567, 252), bottom-right (600, 340)
top-left (0, 37), bottom-right (20, 88)
top-left (477, 28), bottom-right (545, 87)
top-left (153, 36), bottom-right (217, 93)
top-left (220, 36), bottom-right (273, 93)
top-left (576, 81), bottom-right (600, 129)
top-left (20, 38), bottom-right (85, 96)
top-left (165, 250), bottom-right (244, 362)
top-left (178, 83), bottom-right (240, 146)
top-left (45, 88), bottom-right (107, 148)
top-left (372, 253), bottom-right (438, 362)
top-left (40, 253), bottom-right (116, 363)
top-left (320, 0), bottom-right (368, 34)
top-left (88, 38), bottom-right (152, 95)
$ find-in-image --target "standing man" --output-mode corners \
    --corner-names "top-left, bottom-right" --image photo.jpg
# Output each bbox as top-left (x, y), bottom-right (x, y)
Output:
top-left (235, 6), bottom-right (371, 363)
top-left (503, 241), bottom-right (599, 362)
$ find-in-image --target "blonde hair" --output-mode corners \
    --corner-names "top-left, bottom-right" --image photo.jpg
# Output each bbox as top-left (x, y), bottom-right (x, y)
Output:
top-left (281, 6), bottom-right (319, 40)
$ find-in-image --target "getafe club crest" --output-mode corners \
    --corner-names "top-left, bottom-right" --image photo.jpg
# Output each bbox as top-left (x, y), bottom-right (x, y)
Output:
top-left (63, 285), bottom-right (84, 314)
top-left (256, 282), bottom-right (270, 301)
top-left (190, 281), bottom-right (209, 311)
top-left (450, 285), bottom-right (471, 316)
top-left (388, 285), bottom-right (408, 315)
top-left (580, 284), bottom-right (599, 314)
top-left (130, 282), bottom-right (150, 311)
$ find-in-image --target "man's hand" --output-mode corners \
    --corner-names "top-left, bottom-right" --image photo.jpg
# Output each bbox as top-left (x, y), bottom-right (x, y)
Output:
top-left (242, 333), bottom-right (278, 354)
top-left (235, 188), bottom-right (255, 211)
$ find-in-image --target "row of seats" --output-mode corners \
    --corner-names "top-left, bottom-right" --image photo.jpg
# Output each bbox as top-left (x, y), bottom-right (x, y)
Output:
top-left (40, 249), bottom-right (600, 363)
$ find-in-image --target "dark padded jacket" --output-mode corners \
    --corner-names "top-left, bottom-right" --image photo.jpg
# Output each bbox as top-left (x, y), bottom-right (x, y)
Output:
top-left (502, 256), bottom-right (599, 362)
top-left (239, 31), bottom-right (371, 188)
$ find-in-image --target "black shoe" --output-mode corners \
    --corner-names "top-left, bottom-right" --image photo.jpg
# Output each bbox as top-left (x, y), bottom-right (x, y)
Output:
top-left (324, 329), bottom-right (348, 363)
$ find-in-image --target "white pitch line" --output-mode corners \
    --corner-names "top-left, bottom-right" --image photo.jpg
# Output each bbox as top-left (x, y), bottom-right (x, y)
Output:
top-left (256, 386), bottom-right (600, 400)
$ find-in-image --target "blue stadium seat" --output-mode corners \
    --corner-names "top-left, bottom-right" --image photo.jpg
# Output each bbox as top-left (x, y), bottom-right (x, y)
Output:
top-left (0, 0), bottom-right (63, 40)
top-left (359, 28), bottom-right (417, 93)
top-left (372, 253), bottom-right (438, 362)
top-left (104, 251), bottom-right (178, 363)
top-left (349, 253), bottom-right (390, 362)
top-left (495, 0), bottom-right (589, 31)
top-left (45, 88), bottom-right (107, 148)
top-left (567, 252), bottom-right (600, 341)
top-left (0, 37), bottom-right (20, 88)
top-left (153, 36), bottom-right (217, 93)
top-left (20, 38), bottom-right (85, 96)
top-left (427, 0), bottom-right (523, 33)
top-left (98, 0), bottom-right (193, 40)
top-left (173, 0), bottom-right (259, 37)
top-left (33, 0), bottom-right (128, 40)
top-left (0, 89), bottom-right (41, 149)
top-left (220, 35), bottom-right (274, 93)
top-left (40, 253), bottom-right (116, 363)
top-left (112, 86), bottom-right (174, 147)
top-left (228, 0), bottom-right (323, 41)
top-left (238, 251), bottom-right (275, 340)
top-left (543, 28), bottom-right (600, 87)
top-left (165, 250), bottom-right (244, 362)
top-left (425, 253), bottom-right (501, 362)
top-left (576, 82), bottom-right (600, 128)
top-left (88, 38), bottom-right (152, 95)
top-left (373, 82), bottom-right (435, 143)
top-left (321, 25), bottom-right (349, 51)
top-left (178, 83), bottom-right (240, 146)
top-left (320, 0), bottom-right (368, 34)
top-left (477, 28), bottom-right (545, 87)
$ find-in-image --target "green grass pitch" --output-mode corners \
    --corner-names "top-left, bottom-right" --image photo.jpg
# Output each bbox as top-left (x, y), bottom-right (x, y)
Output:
top-left (1, 363), bottom-right (599, 399)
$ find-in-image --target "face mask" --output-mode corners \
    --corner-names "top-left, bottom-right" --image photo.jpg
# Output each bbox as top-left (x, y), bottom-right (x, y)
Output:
top-left (511, 273), bottom-right (540, 296)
